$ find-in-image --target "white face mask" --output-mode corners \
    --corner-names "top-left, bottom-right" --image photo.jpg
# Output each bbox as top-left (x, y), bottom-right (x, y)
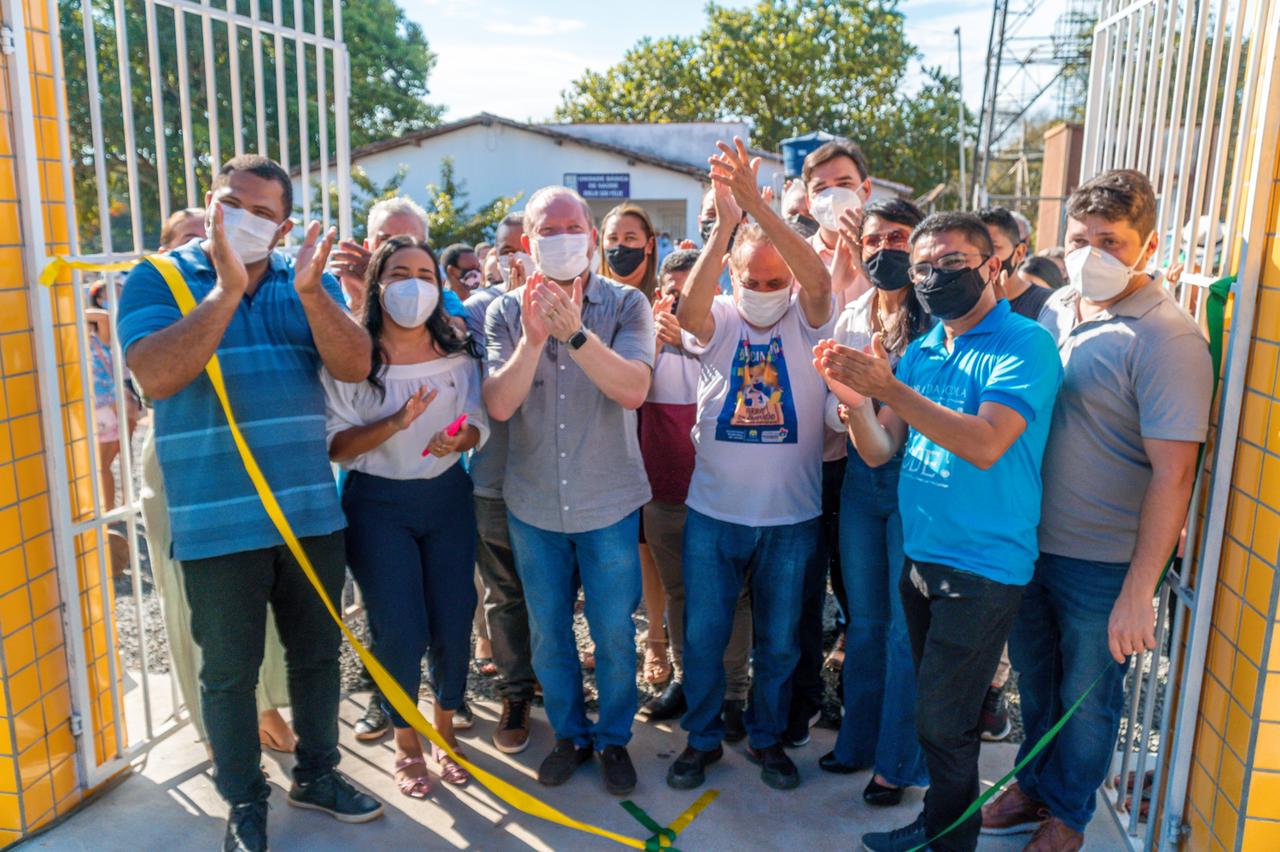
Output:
top-left (380, 278), bottom-right (439, 328)
top-left (736, 285), bottom-right (792, 328)
top-left (1065, 236), bottom-right (1151, 302)
top-left (532, 233), bottom-right (591, 281)
top-left (810, 186), bottom-right (864, 232)
top-left (218, 206), bottom-right (281, 264)
top-left (498, 251), bottom-right (534, 285)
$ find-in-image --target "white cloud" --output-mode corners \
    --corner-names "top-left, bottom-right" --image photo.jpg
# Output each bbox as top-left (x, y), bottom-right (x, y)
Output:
top-left (485, 16), bottom-right (587, 37)
top-left (429, 40), bottom-right (610, 122)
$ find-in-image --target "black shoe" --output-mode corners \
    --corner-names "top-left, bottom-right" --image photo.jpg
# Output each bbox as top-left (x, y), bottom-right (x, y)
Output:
top-left (353, 700), bottom-right (390, 742)
top-left (745, 743), bottom-right (800, 790)
top-left (721, 699), bottom-right (747, 743)
top-left (666, 744), bottom-right (722, 790)
top-left (861, 813), bottom-right (928, 851)
top-left (453, 700), bottom-right (475, 731)
top-left (782, 703), bottom-right (821, 748)
top-left (818, 750), bottom-right (859, 774)
top-left (223, 796), bottom-right (268, 852)
top-left (640, 680), bottom-right (686, 721)
top-left (537, 739), bottom-right (592, 786)
top-left (980, 685), bottom-right (1012, 742)
top-left (863, 776), bottom-right (906, 807)
top-left (599, 745), bottom-right (637, 796)
top-left (287, 771), bottom-right (383, 824)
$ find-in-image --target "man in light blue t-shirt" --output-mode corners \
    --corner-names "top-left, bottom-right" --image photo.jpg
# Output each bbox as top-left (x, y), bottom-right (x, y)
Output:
top-left (816, 211), bottom-right (1062, 852)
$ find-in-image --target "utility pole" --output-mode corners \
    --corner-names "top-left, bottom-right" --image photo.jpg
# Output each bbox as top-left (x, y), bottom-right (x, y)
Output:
top-left (956, 27), bottom-right (967, 210)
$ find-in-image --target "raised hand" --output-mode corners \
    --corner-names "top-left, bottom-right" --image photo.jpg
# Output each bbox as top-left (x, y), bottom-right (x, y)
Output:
top-left (653, 293), bottom-right (683, 349)
top-left (520, 271), bottom-right (550, 346)
top-left (532, 275), bottom-right (584, 343)
top-left (392, 386), bottom-right (437, 431)
top-left (331, 239), bottom-right (371, 308)
top-left (209, 203), bottom-right (249, 298)
top-left (709, 136), bottom-right (763, 214)
top-left (812, 339), bottom-right (867, 410)
top-left (507, 255), bottom-right (528, 292)
top-left (295, 220), bottom-right (338, 296)
top-left (677, 239), bottom-right (697, 251)
top-left (709, 170), bottom-right (743, 233)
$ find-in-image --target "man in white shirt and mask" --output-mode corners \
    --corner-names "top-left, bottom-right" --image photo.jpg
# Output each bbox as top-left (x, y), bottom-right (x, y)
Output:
top-left (666, 139), bottom-right (834, 793)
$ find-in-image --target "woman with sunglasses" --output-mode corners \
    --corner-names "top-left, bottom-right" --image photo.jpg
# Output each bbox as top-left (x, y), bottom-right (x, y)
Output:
top-left (816, 199), bottom-right (933, 806)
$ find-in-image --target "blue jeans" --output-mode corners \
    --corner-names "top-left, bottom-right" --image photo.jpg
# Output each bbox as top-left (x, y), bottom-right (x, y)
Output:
top-left (343, 467), bottom-right (477, 725)
top-left (833, 453), bottom-right (928, 787)
top-left (1011, 551), bottom-right (1131, 833)
top-left (507, 510), bottom-right (642, 749)
top-left (681, 508), bottom-right (819, 751)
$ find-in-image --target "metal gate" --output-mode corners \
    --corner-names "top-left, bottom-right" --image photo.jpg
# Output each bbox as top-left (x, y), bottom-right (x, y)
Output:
top-left (1079, 0), bottom-right (1280, 847)
top-left (7, 0), bottom-right (352, 789)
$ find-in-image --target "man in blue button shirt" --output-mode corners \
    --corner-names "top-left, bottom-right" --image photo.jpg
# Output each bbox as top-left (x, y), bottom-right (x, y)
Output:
top-left (815, 211), bottom-right (1062, 852)
top-left (119, 155), bottom-right (380, 851)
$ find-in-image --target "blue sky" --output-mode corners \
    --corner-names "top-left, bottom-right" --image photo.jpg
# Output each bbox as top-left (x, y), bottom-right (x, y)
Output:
top-left (406, 0), bottom-right (1071, 123)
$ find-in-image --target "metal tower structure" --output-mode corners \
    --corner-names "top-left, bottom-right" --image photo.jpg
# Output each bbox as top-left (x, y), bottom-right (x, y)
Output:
top-left (970, 0), bottom-right (1098, 209)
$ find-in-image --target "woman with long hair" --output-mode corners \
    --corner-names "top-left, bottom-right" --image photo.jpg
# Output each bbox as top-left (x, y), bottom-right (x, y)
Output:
top-left (818, 199), bottom-right (933, 806)
top-left (596, 202), bottom-right (672, 686)
top-left (324, 235), bottom-right (488, 799)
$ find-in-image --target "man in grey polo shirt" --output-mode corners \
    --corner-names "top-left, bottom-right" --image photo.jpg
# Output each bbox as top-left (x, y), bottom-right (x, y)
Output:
top-left (483, 186), bottom-right (654, 796)
top-left (982, 169), bottom-right (1212, 850)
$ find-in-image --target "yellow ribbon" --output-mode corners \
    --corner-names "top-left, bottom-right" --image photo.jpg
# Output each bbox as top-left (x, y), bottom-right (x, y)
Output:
top-left (131, 253), bottom-right (715, 848)
top-left (38, 255), bottom-right (140, 287)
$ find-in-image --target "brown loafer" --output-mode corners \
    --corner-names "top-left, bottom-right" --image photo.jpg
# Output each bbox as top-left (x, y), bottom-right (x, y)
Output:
top-left (980, 782), bottom-right (1050, 835)
top-left (1023, 816), bottom-right (1084, 851)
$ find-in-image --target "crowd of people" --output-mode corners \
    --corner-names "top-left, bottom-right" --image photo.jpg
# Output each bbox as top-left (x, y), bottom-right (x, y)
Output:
top-left (109, 131), bottom-right (1212, 852)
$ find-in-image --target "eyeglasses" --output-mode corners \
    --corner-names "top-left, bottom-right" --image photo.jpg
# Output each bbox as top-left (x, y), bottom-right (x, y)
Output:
top-left (908, 252), bottom-right (990, 284)
top-left (860, 231), bottom-right (911, 251)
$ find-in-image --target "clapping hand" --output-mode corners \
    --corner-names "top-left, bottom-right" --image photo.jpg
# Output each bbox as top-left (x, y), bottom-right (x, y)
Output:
top-left (392, 387), bottom-right (437, 431)
top-left (709, 137), bottom-right (763, 215)
top-left (812, 339), bottom-right (868, 410)
top-left (520, 272), bottom-right (550, 346)
top-left (332, 239), bottom-right (372, 307)
top-left (294, 220), bottom-right (338, 296)
top-left (814, 333), bottom-right (896, 401)
top-left (653, 293), bottom-right (682, 349)
top-left (209, 203), bottom-right (249, 298)
top-left (532, 275), bottom-right (585, 343)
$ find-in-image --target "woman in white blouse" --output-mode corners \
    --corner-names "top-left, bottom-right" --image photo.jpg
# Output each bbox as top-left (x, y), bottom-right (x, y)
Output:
top-left (323, 236), bottom-right (489, 799)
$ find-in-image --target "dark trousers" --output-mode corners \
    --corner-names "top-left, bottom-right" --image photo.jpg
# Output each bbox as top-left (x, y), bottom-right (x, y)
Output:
top-left (182, 530), bottom-right (347, 806)
top-left (789, 457), bottom-right (847, 724)
top-left (474, 494), bottom-right (537, 699)
top-left (900, 559), bottom-right (1024, 852)
top-left (344, 467), bottom-right (477, 726)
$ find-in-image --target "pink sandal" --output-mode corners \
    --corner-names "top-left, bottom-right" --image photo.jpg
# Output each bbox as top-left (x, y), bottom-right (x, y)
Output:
top-left (432, 744), bottom-right (470, 786)
top-left (395, 755), bottom-right (432, 799)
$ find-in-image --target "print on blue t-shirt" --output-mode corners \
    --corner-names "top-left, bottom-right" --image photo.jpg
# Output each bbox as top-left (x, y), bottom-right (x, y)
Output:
top-left (715, 333), bottom-right (797, 444)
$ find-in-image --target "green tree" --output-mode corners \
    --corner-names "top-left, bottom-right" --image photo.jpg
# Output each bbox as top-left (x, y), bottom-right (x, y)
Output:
top-left (556, 0), bottom-right (971, 204)
top-left (422, 158), bottom-right (524, 247)
top-left (58, 0), bottom-right (442, 252)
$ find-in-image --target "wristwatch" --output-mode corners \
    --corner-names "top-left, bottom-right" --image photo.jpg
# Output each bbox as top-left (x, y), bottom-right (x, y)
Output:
top-left (568, 327), bottom-right (589, 351)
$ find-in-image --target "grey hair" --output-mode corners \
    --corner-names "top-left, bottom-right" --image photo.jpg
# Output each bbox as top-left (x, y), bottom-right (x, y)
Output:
top-left (523, 186), bottom-right (594, 232)
top-left (367, 195), bottom-right (429, 240)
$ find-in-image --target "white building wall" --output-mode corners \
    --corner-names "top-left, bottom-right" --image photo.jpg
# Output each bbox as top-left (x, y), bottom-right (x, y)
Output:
top-left (303, 122), bottom-right (712, 241)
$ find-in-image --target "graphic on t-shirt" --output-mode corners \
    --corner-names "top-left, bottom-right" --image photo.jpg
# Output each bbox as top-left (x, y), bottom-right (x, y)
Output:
top-left (715, 333), bottom-right (797, 444)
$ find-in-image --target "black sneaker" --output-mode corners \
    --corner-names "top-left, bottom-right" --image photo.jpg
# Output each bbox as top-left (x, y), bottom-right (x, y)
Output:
top-left (453, 700), bottom-right (475, 730)
top-left (782, 703), bottom-right (822, 748)
top-left (640, 681), bottom-right (686, 721)
top-left (666, 744), bottom-right (723, 790)
top-left (721, 699), bottom-right (747, 743)
top-left (353, 700), bottom-right (390, 742)
top-left (537, 739), bottom-right (592, 786)
top-left (861, 813), bottom-right (929, 851)
top-left (223, 795), bottom-right (268, 852)
top-left (599, 745), bottom-right (637, 796)
top-left (980, 685), bottom-right (1012, 742)
top-left (745, 743), bottom-right (800, 790)
top-left (287, 771), bottom-right (383, 823)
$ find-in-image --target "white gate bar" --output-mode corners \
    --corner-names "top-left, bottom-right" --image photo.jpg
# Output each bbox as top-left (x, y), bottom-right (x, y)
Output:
top-left (294, 0), bottom-right (309, 225)
top-left (156, 0), bottom-right (342, 47)
top-left (251, 0), bottom-right (266, 155)
top-left (333, 0), bottom-right (352, 239)
top-left (1121, 5), bottom-right (1150, 166)
top-left (174, 6), bottom-right (198, 208)
top-left (1170, 0), bottom-right (1218, 271)
top-left (201, 0), bottom-right (220, 170)
top-left (1153, 0), bottom-right (1196, 267)
top-left (314, 0), bottom-right (329, 230)
top-left (1079, 0), bottom-right (1111, 174)
top-left (1199, 0), bottom-right (1247, 281)
top-left (112, 0), bottom-right (144, 254)
top-left (1161, 1), bottom-right (1280, 844)
top-left (145, 0), bottom-right (171, 225)
top-left (1145, 0), bottom-right (1179, 183)
top-left (227, 0), bottom-right (244, 158)
top-left (1135, 0), bottom-right (1164, 172)
top-left (1185, 0), bottom-right (1233, 279)
top-left (1219, 0), bottom-right (1270, 275)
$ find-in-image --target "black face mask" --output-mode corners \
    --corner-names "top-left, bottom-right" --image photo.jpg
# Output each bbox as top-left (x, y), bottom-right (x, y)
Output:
top-left (699, 218), bottom-right (716, 244)
top-left (914, 265), bottom-right (990, 320)
top-left (864, 249), bottom-right (912, 291)
top-left (999, 254), bottom-right (1017, 276)
top-left (786, 214), bottom-right (820, 239)
top-left (606, 245), bottom-right (648, 277)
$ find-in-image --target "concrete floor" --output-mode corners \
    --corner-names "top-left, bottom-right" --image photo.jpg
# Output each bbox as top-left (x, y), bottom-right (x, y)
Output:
top-left (28, 695), bottom-right (1131, 851)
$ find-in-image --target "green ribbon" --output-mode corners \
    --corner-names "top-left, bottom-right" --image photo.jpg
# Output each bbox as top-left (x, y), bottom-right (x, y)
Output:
top-left (621, 800), bottom-right (679, 851)
top-left (908, 275), bottom-right (1233, 851)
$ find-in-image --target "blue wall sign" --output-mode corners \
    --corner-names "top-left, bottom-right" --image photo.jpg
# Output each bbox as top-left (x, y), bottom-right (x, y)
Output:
top-left (564, 173), bottom-right (631, 199)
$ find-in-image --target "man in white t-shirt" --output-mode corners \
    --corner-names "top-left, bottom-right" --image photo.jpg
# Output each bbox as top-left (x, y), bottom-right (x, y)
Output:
top-left (666, 139), bottom-right (835, 793)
